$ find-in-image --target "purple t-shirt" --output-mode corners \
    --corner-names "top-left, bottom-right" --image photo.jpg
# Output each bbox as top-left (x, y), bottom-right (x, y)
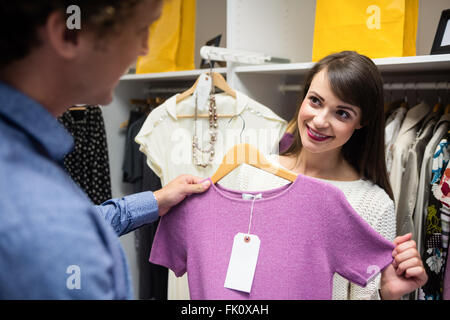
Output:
top-left (150, 175), bottom-right (395, 299)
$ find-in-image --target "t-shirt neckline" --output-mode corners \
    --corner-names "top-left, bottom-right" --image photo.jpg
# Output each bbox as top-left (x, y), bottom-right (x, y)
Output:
top-left (207, 175), bottom-right (301, 203)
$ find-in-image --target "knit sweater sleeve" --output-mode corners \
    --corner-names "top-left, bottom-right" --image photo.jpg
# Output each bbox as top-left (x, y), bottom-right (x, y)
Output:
top-left (347, 198), bottom-right (396, 300)
top-left (329, 180), bottom-right (395, 300)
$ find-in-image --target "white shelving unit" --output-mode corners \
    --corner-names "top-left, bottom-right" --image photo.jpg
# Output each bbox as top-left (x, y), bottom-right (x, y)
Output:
top-left (119, 54), bottom-right (450, 83)
top-left (102, 0), bottom-right (450, 299)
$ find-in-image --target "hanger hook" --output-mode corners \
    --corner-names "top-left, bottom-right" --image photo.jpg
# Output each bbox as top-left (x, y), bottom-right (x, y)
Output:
top-left (207, 52), bottom-right (213, 77)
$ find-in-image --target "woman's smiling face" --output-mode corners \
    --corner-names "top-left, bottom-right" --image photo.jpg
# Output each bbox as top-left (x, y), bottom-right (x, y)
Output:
top-left (297, 68), bottom-right (363, 155)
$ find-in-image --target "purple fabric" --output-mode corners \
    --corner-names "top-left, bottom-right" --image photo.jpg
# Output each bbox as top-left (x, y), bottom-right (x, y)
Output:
top-left (279, 132), bottom-right (295, 153)
top-left (150, 175), bottom-right (395, 300)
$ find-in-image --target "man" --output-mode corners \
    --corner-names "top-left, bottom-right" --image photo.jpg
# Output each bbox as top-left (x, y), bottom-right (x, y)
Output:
top-left (0, 0), bottom-right (210, 299)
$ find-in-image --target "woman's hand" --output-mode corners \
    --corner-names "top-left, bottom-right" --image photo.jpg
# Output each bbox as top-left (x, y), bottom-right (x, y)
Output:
top-left (380, 233), bottom-right (428, 299)
top-left (154, 174), bottom-right (211, 216)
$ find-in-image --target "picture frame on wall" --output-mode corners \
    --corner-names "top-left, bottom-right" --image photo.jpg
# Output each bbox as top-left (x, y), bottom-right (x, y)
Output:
top-left (431, 9), bottom-right (450, 55)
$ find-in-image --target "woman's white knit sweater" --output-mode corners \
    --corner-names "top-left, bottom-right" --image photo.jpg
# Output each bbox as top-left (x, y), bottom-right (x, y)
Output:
top-left (219, 157), bottom-right (396, 300)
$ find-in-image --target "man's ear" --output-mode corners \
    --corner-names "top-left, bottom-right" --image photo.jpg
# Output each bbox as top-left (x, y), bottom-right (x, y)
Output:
top-left (43, 10), bottom-right (81, 60)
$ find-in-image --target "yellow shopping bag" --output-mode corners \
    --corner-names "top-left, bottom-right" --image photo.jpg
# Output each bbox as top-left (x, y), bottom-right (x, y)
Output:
top-left (136, 0), bottom-right (196, 73)
top-left (312, 0), bottom-right (418, 61)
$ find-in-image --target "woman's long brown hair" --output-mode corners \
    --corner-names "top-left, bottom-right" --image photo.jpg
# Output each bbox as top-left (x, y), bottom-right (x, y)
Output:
top-left (282, 51), bottom-right (394, 201)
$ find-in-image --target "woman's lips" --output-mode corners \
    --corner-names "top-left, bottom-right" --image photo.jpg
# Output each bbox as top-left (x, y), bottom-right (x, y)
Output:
top-left (306, 125), bottom-right (332, 142)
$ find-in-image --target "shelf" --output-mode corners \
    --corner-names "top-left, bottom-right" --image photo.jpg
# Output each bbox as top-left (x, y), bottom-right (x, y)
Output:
top-left (373, 54), bottom-right (450, 73)
top-left (119, 68), bottom-right (227, 81)
top-left (118, 55), bottom-right (449, 81)
top-left (234, 54), bottom-right (450, 75)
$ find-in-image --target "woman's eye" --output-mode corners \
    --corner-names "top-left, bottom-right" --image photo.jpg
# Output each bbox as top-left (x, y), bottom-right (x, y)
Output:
top-left (309, 96), bottom-right (320, 106)
top-left (337, 110), bottom-right (351, 120)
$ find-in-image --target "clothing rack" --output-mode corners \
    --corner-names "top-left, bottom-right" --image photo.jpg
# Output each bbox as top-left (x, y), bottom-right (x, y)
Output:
top-left (278, 82), bottom-right (450, 94)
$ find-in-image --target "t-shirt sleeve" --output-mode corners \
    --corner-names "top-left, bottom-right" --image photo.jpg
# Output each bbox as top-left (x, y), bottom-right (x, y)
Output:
top-left (327, 191), bottom-right (396, 287)
top-left (149, 201), bottom-right (187, 277)
top-left (134, 111), bottom-right (165, 181)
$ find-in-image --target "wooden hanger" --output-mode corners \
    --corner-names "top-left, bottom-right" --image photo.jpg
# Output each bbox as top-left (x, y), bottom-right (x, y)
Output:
top-left (444, 103), bottom-right (450, 115)
top-left (176, 72), bottom-right (236, 103)
top-left (433, 95), bottom-right (444, 114)
top-left (69, 106), bottom-right (87, 111)
top-left (176, 76), bottom-right (201, 104)
top-left (433, 101), bottom-right (443, 113)
top-left (175, 72), bottom-right (237, 118)
top-left (210, 143), bottom-right (298, 184)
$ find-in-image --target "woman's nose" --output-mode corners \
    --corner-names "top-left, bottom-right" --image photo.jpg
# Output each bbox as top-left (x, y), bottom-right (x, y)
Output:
top-left (312, 109), bottom-right (330, 128)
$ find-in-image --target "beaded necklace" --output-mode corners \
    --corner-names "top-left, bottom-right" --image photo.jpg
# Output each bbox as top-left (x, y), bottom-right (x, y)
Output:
top-left (192, 81), bottom-right (218, 167)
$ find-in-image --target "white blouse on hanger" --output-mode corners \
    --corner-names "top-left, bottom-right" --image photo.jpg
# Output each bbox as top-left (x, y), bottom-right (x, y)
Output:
top-left (135, 90), bottom-right (287, 187)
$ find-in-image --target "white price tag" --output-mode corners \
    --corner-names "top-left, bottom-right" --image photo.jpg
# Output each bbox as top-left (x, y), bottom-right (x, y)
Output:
top-left (224, 233), bottom-right (260, 293)
top-left (193, 73), bottom-right (212, 112)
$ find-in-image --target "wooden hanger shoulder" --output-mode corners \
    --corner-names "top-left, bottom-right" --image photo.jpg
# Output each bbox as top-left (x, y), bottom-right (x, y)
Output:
top-left (210, 143), bottom-right (298, 184)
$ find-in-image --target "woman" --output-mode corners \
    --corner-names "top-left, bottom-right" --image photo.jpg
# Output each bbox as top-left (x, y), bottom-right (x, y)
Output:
top-left (274, 51), bottom-right (427, 299)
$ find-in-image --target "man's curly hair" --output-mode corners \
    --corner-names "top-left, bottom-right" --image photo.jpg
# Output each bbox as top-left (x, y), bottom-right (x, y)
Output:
top-left (0, 0), bottom-right (149, 68)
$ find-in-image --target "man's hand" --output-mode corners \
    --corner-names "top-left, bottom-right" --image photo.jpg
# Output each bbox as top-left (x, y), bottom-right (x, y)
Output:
top-left (153, 175), bottom-right (211, 216)
top-left (380, 233), bottom-right (428, 300)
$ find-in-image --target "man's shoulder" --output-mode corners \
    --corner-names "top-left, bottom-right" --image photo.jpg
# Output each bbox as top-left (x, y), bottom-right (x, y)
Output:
top-left (0, 168), bottom-right (116, 299)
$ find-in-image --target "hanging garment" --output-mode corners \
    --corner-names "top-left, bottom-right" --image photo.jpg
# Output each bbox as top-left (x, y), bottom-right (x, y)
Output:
top-left (221, 155), bottom-right (396, 300)
top-left (123, 110), bottom-right (147, 190)
top-left (420, 132), bottom-right (450, 300)
top-left (396, 111), bottom-right (439, 237)
top-left (150, 175), bottom-right (395, 300)
top-left (431, 162), bottom-right (450, 265)
top-left (389, 101), bottom-right (431, 235)
top-left (59, 106), bottom-right (112, 205)
top-left (122, 112), bottom-right (168, 300)
top-left (135, 90), bottom-right (287, 187)
top-left (385, 106), bottom-right (408, 174)
top-left (414, 114), bottom-right (450, 257)
top-left (136, 0), bottom-right (195, 73)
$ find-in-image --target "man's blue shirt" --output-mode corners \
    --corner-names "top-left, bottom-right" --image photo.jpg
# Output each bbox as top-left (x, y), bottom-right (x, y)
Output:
top-left (0, 82), bottom-right (159, 299)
